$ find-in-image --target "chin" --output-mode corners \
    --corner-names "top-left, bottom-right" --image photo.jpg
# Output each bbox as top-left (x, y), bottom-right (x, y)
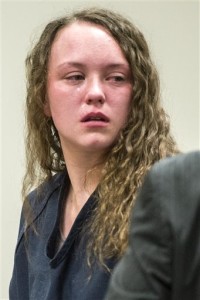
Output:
top-left (84, 139), bottom-right (114, 152)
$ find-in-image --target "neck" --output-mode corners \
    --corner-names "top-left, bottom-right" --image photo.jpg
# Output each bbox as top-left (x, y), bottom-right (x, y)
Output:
top-left (63, 147), bottom-right (106, 208)
top-left (59, 145), bottom-right (107, 239)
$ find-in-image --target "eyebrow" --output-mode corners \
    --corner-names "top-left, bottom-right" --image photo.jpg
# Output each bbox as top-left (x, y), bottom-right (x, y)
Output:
top-left (57, 62), bottom-right (130, 70)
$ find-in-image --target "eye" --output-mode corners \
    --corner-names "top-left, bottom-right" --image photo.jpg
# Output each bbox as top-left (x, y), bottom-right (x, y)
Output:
top-left (112, 76), bottom-right (125, 82)
top-left (66, 75), bottom-right (84, 80)
top-left (106, 74), bottom-right (126, 84)
top-left (65, 73), bottom-right (85, 82)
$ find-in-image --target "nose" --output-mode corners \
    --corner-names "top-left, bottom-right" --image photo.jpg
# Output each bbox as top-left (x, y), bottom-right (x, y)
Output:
top-left (85, 77), bottom-right (105, 106)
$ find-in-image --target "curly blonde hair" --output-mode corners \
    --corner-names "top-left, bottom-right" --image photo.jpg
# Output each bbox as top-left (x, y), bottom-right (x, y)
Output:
top-left (23, 7), bottom-right (178, 268)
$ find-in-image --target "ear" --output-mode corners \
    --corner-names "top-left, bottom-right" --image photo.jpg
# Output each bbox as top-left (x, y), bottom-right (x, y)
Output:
top-left (44, 96), bottom-right (51, 117)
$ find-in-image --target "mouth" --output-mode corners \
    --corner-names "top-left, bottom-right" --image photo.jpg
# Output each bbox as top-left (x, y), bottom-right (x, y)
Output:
top-left (81, 112), bottom-right (109, 123)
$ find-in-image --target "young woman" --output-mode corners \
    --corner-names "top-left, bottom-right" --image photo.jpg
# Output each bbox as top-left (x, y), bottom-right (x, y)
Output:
top-left (10, 7), bottom-right (178, 300)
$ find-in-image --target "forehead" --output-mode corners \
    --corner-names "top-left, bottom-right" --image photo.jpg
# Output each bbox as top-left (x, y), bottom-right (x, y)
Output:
top-left (49, 21), bottom-right (128, 66)
top-left (53, 21), bottom-right (114, 47)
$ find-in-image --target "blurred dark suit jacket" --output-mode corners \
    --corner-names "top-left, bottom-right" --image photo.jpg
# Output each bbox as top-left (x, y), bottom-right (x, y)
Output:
top-left (105, 151), bottom-right (200, 300)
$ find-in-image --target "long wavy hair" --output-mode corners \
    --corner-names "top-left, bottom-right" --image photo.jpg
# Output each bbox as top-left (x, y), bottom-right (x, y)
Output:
top-left (23, 7), bottom-right (178, 269)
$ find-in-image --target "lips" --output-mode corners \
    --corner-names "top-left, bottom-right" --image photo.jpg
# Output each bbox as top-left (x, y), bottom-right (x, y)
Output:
top-left (81, 112), bottom-right (109, 122)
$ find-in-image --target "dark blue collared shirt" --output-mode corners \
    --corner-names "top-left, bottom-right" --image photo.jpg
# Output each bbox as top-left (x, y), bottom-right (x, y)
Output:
top-left (9, 171), bottom-right (117, 300)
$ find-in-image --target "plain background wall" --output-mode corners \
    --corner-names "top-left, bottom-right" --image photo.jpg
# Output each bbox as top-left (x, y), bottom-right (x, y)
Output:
top-left (1, 0), bottom-right (199, 299)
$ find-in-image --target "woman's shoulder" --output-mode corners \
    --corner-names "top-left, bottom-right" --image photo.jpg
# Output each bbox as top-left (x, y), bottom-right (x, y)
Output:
top-left (15, 171), bottom-right (67, 249)
top-left (24, 170), bottom-right (67, 223)
top-left (29, 171), bottom-right (66, 202)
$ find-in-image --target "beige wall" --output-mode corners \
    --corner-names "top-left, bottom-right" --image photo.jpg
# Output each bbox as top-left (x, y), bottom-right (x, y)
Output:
top-left (1, 0), bottom-right (199, 299)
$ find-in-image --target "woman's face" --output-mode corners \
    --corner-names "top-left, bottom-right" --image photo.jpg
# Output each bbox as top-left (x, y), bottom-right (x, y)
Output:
top-left (46, 21), bottom-right (133, 157)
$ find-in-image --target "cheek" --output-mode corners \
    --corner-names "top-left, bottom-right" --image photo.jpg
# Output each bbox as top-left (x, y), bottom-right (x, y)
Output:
top-left (50, 102), bottom-right (74, 124)
top-left (123, 88), bottom-right (132, 116)
top-left (44, 101), bottom-right (52, 117)
top-left (117, 99), bottom-right (132, 127)
top-left (114, 92), bottom-right (132, 118)
top-left (47, 84), bottom-right (75, 118)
